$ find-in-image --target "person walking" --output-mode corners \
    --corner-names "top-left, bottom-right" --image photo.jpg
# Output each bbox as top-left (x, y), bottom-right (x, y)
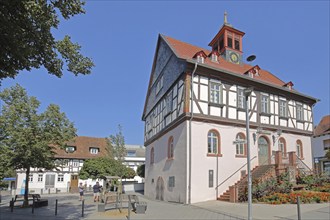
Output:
top-left (78, 182), bottom-right (84, 201)
top-left (93, 182), bottom-right (101, 202)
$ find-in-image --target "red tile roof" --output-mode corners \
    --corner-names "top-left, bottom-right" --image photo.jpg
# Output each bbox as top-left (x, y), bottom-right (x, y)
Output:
top-left (163, 35), bottom-right (286, 87)
top-left (53, 136), bottom-right (108, 159)
top-left (314, 115), bottom-right (330, 137)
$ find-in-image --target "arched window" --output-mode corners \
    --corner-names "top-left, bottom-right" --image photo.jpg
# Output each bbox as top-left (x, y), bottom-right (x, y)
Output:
top-left (278, 137), bottom-right (287, 158)
top-left (150, 147), bottom-right (154, 165)
top-left (207, 130), bottom-right (221, 155)
top-left (168, 136), bottom-right (174, 159)
top-left (296, 140), bottom-right (303, 159)
top-left (236, 133), bottom-right (246, 156)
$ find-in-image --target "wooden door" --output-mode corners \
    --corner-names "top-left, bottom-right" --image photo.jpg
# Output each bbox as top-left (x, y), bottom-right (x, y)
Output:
top-left (258, 137), bottom-right (269, 165)
top-left (70, 175), bottom-right (78, 192)
top-left (156, 176), bottom-right (164, 201)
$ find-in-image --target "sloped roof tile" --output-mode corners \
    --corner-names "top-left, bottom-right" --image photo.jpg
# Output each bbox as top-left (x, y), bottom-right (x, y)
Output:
top-left (164, 35), bottom-right (286, 87)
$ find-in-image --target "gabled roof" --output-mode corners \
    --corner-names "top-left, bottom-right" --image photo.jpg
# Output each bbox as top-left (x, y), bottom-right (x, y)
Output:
top-left (314, 115), bottom-right (330, 137)
top-left (163, 34), bottom-right (286, 87)
top-left (53, 136), bottom-right (108, 159)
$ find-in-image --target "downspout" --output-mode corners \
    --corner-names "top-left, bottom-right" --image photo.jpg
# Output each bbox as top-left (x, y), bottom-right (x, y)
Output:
top-left (188, 62), bottom-right (198, 204)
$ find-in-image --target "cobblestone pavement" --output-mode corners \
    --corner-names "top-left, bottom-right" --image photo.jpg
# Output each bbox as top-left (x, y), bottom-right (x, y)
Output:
top-left (0, 191), bottom-right (329, 220)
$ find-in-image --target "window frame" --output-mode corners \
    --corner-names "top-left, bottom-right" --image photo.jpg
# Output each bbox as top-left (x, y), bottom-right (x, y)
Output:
top-left (260, 93), bottom-right (270, 114)
top-left (90, 147), bottom-right (99, 154)
top-left (235, 133), bottom-right (246, 157)
top-left (150, 147), bottom-right (155, 165)
top-left (38, 174), bottom-right (43, 182)
top-left (209, 81), bottom-right (223, 105)
top-left (296, 102), bottom-right (304, 121)
top-left (278, 137), bottom-right (287, 158)
top-left (237, 87), bottom-right (245, 109)
top-left (279, 98), bottom-right (288, 118)
top-left (207, 130), bottom-right (222, 156)
top-left (296, 140), bottom-right (304, 159)
top-left (167, 136), bottom-right (174, 159)
top-left (57, 174), bottom-right (64, 182)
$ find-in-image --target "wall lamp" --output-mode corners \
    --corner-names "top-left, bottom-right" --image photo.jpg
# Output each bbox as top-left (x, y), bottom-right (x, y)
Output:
top-left (272, 129), bottom-right (282, 145)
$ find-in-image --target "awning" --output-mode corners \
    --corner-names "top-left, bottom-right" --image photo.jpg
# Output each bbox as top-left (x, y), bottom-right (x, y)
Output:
top-left (3, 177), bottom-right (16, 181)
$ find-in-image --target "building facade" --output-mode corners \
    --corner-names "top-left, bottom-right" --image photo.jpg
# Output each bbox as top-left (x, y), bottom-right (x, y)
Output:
top-left (15, 137), bottom-right (145, 195)
top-left (312, 115), bottom-right (330, 175)
top-left (142, 17), bottom-right (318, 204)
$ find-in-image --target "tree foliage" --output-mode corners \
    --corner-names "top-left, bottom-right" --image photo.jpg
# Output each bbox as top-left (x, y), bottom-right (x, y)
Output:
top-left (0, 84), bottom-right (76, 205)
top-left (137, 164), bottom-right (145, 178)
top-left (106, 125), bottom-right (126, 162)
top-left (0, 0), bottom-right (94, 80)
top-left (79, 157), bottom-right (135, 180)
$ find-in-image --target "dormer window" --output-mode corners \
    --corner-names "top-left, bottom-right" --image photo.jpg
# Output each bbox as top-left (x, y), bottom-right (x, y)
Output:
top-left (245, 65), bottom-right (260, 78)
top-left (65, 146), bottom-right (75, 153)
top-left (193, 51), bottom-right (207, 64)
top-left (90, 147), bottom-right (99, 154)
top-left (208, 51), bottom-right (220, 63)
top-left (283, 81), bottom-right (294, 90)
top-left (197, 56), bottom-right (204, 63)
top-left (211, 54), bottom-right (217, 62)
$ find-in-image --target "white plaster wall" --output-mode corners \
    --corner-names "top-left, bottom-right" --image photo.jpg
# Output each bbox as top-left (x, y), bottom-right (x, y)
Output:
top-left (144, 122), bottom-right (187, 203)
top-left (312, 134), bottom-right (330, 158)
top-left (190, 122), bottom-right (260, 203)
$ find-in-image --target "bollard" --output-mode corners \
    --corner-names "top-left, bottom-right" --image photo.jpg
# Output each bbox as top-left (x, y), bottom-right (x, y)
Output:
top-left (127, 199), bottom-right (131, 220)
top-left (41, 189), bottom-right (43, 195)
top-left (297, 196), bottom-right (301, 220)
top-left (32, 197), bottom-right (35, 214)
top-left (81, 199), bottom-right (84, 217)
top-left (48, 188), bottom-right (50, 194)
top-left (10, 198), bottom-right (14, 212)
top-left (56, 188), bottom-right (58, 194)
top-left (55, 199), bottom-right (58, 216)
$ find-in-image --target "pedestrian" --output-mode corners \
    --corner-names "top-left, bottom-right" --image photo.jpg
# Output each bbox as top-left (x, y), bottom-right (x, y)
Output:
top-left (93, 182), bottom-right (101, 202)
top-left (78, 182), bottom-right (84, 201)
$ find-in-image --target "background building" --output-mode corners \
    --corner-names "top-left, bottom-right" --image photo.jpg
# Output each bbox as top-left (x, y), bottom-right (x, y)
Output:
top-left (312, 115), bottom-right (330, 175)
top-left (15, 137), bottom-right (145, 194)
top-left (142, 16), bottom-right (317, 204)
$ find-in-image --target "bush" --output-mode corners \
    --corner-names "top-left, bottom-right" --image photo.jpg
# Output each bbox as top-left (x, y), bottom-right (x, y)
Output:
top-left (260, 191), bottom-right (330, 204)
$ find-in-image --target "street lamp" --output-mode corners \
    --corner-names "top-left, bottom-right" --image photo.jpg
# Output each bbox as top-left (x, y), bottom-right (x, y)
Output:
top-left (245, 54), bottom-right (256, 220)
top-left (244, 87), bottom-right (253, 220)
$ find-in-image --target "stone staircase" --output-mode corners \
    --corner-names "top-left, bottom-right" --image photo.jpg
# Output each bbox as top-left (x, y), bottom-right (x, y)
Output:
top-left (218, 164), bottom-right (275, 202)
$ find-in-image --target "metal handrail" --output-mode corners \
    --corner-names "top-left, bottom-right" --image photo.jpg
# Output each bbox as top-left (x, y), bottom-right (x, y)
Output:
top-left (295, 154), bottom-right (313, 173)
top-left (215, 156), bottom-right (257, 190)
top-left (236, 154), bottom-right (275, 187)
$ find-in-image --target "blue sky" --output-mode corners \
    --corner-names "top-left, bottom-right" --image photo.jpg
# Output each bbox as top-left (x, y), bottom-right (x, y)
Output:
top-left (1, 1), bottom-right (329, 145)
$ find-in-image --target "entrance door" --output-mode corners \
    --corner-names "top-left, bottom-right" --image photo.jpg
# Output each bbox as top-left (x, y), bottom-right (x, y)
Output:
top-left (156, 177), bottom-right (164, 201)
top-left (70, 175), bottom-right (78, 192)
top-left (258, 137), bottom-right (269, 165)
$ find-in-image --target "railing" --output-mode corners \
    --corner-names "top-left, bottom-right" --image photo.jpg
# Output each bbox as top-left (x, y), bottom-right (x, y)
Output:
top-left (296, 154), bottom-right (313, 175)
top-left (215, 156), bottom-right (257, 191)
top-left (236, 154), bottom-right (275, 202)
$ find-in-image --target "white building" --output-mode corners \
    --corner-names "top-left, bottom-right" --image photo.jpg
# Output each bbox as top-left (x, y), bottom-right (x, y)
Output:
top-left (15, 136), bottom-right (145, 194)
top-left (142, 17), bottom-right (318, 204)
top-left (312, 115), bottom-right (330, 175)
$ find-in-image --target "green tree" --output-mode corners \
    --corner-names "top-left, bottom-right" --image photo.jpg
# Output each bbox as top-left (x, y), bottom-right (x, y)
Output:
top-left (0, 0), bottom-right (94, 80)
top-left (106, 125), bottom-right (126, 162)
top-left (325, 149), bottom-right (330, 160)
top-left (79, 157), bottom-right (135, 180)
top-left (137, 164), bottom-right (145, 178)
top-left (0, 84), bottom-right (76, 206)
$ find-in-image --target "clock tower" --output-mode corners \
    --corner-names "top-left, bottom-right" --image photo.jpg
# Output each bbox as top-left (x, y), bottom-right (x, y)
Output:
top-left (208, 12), bottom-right (245, 65)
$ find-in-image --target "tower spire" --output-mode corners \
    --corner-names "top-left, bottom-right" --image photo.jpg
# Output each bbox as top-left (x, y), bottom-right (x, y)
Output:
top-left (224, 11), bottom-right (228, 24)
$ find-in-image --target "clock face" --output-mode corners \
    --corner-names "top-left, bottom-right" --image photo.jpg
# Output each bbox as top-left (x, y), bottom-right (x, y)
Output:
top-left (230, 52), bottom-right (239, 64)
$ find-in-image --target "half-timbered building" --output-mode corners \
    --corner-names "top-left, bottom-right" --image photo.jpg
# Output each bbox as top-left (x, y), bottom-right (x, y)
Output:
top-left (15, 137), bottom-right (145, 195)
top-left (142, 16), bottom-right (318, 204)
